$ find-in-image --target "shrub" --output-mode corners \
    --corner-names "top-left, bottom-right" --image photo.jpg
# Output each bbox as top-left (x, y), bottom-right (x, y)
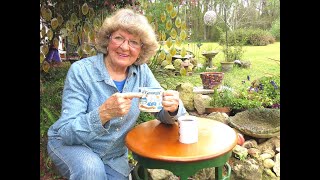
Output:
top-left (219, 28), bottom-right (276, 46)
top-left (209, 88), bottom-right (234, 107)
top-left (219, 29), bottom-right (247, 46)
top-left (208, 87), bottom-right (263, 110)
top-left (246, 29), bottom-right (275, 46)
top-left (230, 98), bottom-right (263, 110)
top-left (269, 18), bottom-right (280, 41)
top-left (222, 45), bottom-right (245, 61)
top-left (137, 112), bottom-right (155, 125)
top-left (40, 64), bottom-right (70, 137)
top-left (247, 75), bottom-right (280, 107)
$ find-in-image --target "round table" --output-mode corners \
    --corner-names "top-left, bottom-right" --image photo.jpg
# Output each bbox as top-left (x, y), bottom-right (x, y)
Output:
top-left (125, 117), bottom-right (237, 180)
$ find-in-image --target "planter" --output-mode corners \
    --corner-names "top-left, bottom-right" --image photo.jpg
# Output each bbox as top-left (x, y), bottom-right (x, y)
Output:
top-left (220, 62), bottom-right (234, 72)
top-left (205, 107), bottom-right (231, 115)
top-left (228, 108), bottom-right (280, 138)
top-left (200, 72), bottom-right (224, 89)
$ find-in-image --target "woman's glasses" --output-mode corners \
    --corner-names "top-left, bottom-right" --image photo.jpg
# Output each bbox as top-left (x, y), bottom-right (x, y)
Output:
top-left (110, 35), bottom-right (143, 49)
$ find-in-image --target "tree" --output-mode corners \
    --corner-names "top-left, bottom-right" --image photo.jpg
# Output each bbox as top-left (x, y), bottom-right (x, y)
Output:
top-left (40, 0), bottom-right (137, 72)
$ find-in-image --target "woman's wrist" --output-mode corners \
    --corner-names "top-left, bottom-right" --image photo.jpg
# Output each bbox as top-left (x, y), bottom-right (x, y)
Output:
top-left (168, 106), bottom-right (179, 116)
top-left (99, 106), bottom-right (112, 125)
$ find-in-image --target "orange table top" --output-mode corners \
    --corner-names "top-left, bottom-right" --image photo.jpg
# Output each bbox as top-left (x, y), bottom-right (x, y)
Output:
top-left (125, 117), bottom-right (237, 162)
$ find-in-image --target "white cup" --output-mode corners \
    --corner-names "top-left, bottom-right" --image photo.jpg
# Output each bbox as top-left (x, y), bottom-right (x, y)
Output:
top-left (177, 115), bottom-right (198, 144)
top-left (139, 87), bottom-right (163, 112)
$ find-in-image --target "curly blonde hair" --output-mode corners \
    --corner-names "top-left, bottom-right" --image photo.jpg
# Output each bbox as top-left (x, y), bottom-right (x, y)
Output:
top-left (95, 8), bottom-right (159, 65)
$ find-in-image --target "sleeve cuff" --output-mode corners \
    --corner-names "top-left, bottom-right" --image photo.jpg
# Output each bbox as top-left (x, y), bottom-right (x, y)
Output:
top-left (89, 108), bottom-right (111, 134)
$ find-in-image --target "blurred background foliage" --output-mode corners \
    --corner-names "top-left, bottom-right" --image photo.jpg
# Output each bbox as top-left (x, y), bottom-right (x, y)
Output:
top-left (40, 0), bottom-right (280, 72)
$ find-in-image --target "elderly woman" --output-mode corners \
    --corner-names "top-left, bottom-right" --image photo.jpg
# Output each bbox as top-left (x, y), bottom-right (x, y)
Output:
top-left (47, 8), bottom-right (187, 180)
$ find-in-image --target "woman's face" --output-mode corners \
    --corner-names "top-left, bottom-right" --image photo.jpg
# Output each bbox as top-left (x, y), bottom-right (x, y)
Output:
top-left (107, 29), bottom-right (142, 68)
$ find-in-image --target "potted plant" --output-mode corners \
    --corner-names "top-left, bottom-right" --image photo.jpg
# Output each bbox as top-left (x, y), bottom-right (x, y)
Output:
top-left (228, 87), bottom-right (264, 116)
top-left (229, 98), bottom-right (263, 116)
top-left (220, 45), bottom-right (244, 72)
top-left (199, 72), bottom-right (224, 89)
top-left (206, 86), bottom-right (265, 116)
top-left (206, 88), bottom-right (233, 115)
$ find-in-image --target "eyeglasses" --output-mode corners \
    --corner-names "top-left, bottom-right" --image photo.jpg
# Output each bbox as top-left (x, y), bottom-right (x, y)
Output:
top-left (110, 35), bottom-right (143, 49)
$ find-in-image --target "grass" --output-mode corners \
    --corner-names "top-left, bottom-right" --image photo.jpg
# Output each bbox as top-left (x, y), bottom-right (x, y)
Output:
top-left (40, 41), bottom-right (280, 179)
top-left (156, 42), bottom-right (280, 90)
top-left (222, 42), bottom-right (280, 90)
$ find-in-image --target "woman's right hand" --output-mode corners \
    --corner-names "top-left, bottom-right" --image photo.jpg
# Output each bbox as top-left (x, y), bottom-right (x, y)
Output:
top-left (99, 92), bottom-right (142, 124)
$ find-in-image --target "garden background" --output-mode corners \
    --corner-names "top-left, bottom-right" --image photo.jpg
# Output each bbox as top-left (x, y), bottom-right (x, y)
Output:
top-left (40, 0), bottom-right (280, 179)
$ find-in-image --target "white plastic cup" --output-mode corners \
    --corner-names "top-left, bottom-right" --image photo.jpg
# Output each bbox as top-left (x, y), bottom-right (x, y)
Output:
top-left (177, 115), bottom-right (198, 144)
top-left (138, 87), bottom-right (163, 112)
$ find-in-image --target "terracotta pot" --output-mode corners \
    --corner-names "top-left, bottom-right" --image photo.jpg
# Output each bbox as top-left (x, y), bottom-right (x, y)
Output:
top-left (200, 72), bottom-right (224, 89)
top-left (205, 107), bottom-right (231, 115)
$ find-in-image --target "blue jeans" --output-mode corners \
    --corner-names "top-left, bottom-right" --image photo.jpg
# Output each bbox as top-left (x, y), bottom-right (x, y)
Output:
top-left (47, 137), bottom-right (129, 180)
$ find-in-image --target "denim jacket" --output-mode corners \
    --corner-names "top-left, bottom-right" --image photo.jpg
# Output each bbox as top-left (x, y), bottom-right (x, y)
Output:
top-left (47, 53), bottom-right (187, 176)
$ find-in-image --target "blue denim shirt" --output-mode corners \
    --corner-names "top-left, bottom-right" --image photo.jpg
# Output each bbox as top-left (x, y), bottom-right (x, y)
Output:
top-left (47, 53), bottom-right (187, 176)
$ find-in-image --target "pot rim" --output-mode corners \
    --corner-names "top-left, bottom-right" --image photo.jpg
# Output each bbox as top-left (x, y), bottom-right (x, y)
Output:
top-left (200, 72), bottom-right (224, 75)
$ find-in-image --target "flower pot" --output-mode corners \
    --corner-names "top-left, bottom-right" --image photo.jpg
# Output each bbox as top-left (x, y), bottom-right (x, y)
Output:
top-left (220, 62), bottom-right (234, 72)
top-left (200, 72), bottom-right (224, 89)
top-left (205, 107), bottom-right (231, 115)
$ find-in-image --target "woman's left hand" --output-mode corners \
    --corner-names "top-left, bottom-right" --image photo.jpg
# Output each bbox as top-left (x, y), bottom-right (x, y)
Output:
top-left (162, 90), bottom-right (180, 113)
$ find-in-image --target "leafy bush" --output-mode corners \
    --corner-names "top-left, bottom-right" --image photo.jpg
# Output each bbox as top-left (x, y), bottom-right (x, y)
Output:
top-left (269, 18), bottom-right (280, 41)
top-left (213, 75), bottom-right (280, 110)
top-left (137, 112), bottom-right (155, 125)
top-left (209, 87), bottom-right (263, 110)
top-left (209, 88), bottom-right (234, 107)
top-left (219, 28), bottom-right (276, 46)
top-left (246, 75), bottom-right (280, 108)
top-left (40, 64), bottom-right (70, 138)
top-left (230, 97), bottom-right (263, 110)
top-left (222, 45), bottom-right (245, 61)
top-left (145, 1), bottom-right (190, 74)
top-left (246, 29), bottom-right (275, 46)
top-left (220, 28), bottom-right (248, 46)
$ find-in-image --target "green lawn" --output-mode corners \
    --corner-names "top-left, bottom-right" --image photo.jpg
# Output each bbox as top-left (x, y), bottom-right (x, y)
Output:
top-left (156, 42), bottom-right (280, 90)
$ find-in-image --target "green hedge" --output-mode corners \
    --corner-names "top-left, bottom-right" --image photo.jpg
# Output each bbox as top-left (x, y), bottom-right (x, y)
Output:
top-left (219, 28), bottom-right (276, 46)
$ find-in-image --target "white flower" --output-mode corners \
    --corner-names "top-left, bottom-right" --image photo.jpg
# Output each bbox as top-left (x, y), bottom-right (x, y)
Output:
top-left (204, 10), bottom-right (217, 26)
